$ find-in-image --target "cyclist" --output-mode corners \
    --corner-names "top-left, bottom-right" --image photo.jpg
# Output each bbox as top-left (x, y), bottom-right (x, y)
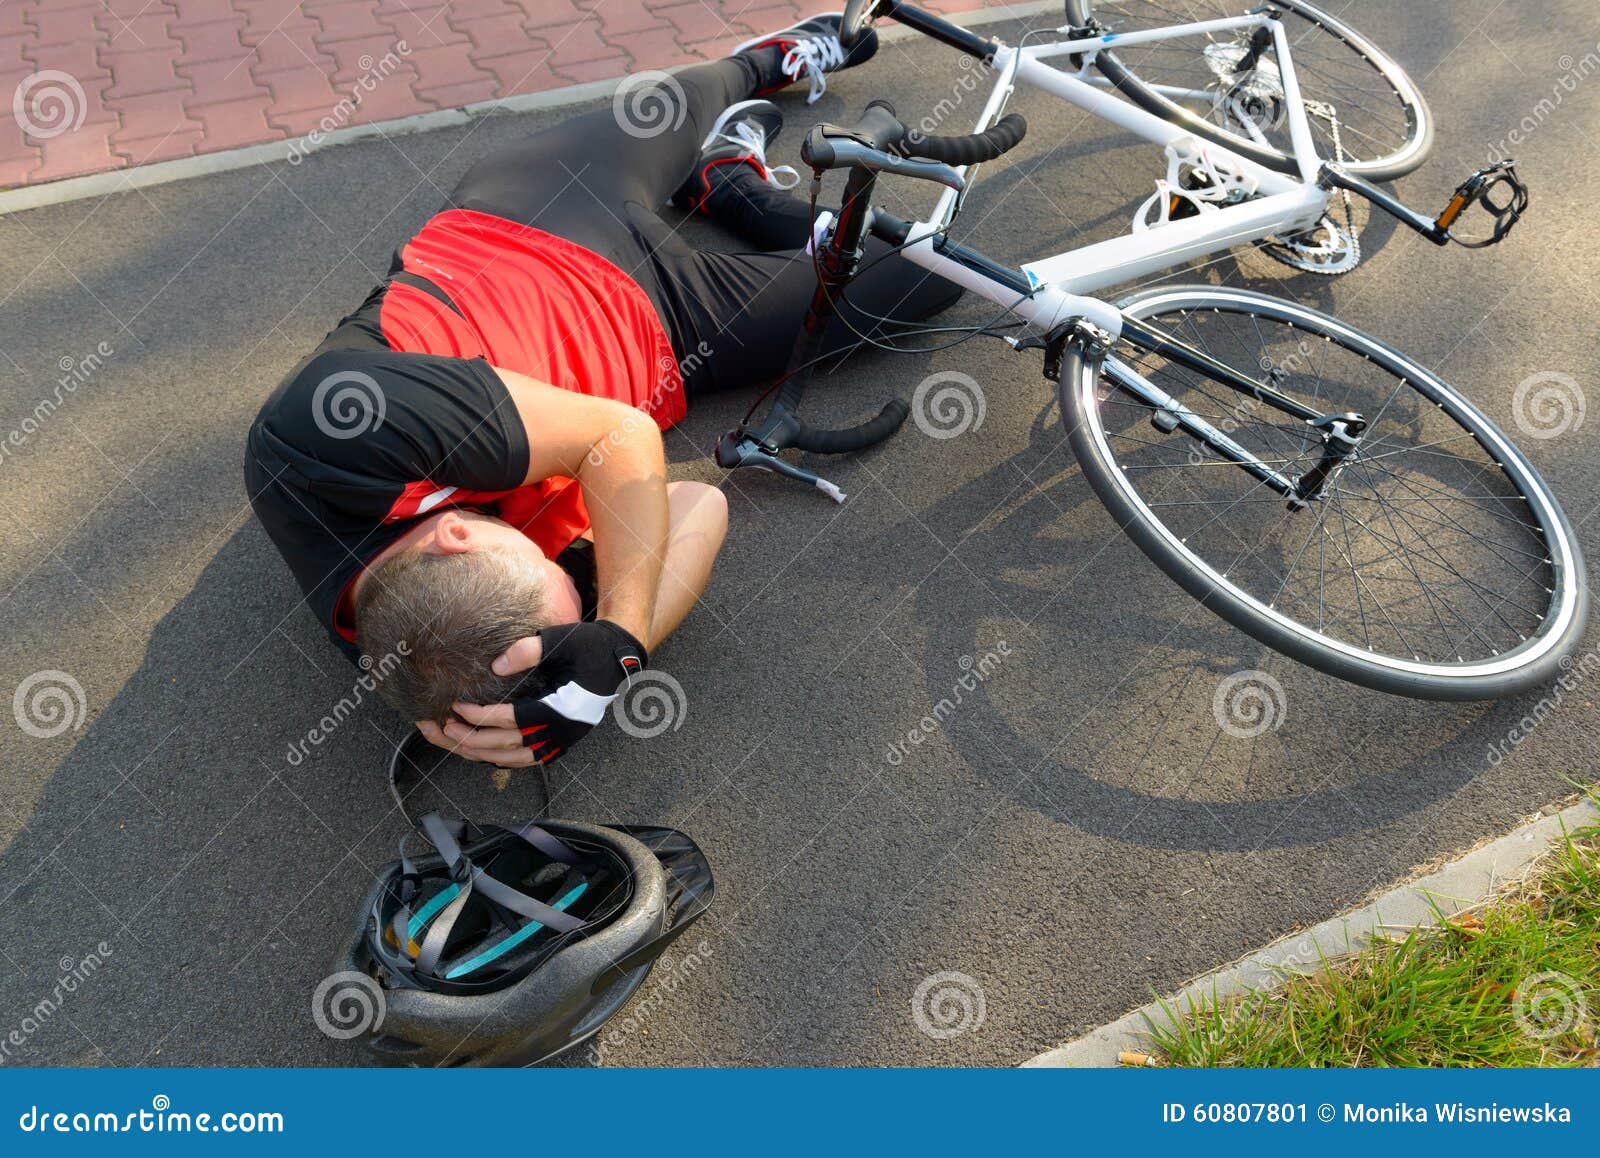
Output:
top-left (245, 13), bottom-right (964, 768)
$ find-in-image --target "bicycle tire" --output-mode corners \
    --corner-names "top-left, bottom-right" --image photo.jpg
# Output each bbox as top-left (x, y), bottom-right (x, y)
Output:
top-left (1064, 0), bottom-right (1434, 182)
top-left (1059, 286), bottom-right (1587, 701)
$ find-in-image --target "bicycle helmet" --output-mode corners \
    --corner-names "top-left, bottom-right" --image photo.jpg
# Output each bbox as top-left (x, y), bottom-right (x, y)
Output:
top-left (332, 730), bottom-right (714, 1067)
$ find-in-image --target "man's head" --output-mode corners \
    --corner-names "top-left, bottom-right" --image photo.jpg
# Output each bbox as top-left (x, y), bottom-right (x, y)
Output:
top-left (354, 510), bottom-right (584, 722)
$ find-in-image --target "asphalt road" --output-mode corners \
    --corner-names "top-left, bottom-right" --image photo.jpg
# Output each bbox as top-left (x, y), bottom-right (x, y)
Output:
top-left (2, 1), bottom-right (1598, 1067)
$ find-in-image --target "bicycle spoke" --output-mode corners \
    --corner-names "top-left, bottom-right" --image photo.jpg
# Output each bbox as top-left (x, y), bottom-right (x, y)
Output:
top-left (1081, 0), bottom-right (1420, 169)
top-left (1091, 298), bottom-right (1561, 670)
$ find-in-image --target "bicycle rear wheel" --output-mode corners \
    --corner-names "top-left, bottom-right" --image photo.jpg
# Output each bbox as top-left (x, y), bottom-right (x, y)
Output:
top-left (1059, 286), bottom-right (1587, 700)
top-left (1065, 0), bottom-right (1433, 181)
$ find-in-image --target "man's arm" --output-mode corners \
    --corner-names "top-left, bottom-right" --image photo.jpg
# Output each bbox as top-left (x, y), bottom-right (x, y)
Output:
top-left (424, 367), bottom-right (667, 765)
top-left (496, 365), bottom-right (667, 649)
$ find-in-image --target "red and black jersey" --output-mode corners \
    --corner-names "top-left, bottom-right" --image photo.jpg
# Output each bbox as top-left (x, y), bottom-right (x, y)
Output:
top-left (245, 209), bottom-right (686, 663)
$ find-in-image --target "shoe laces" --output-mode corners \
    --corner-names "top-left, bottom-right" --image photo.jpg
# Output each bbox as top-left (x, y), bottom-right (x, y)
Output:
top-left (718, 120), bottom-right (800, 190)
top-left (782, 35), bottom-right (845, 104)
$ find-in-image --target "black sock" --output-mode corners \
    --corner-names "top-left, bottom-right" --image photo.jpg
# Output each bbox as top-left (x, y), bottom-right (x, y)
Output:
top-left (704, 165), bottom-right (818, 249)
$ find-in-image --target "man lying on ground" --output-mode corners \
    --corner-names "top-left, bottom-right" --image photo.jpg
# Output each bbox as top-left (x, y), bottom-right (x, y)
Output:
top-left (246, 13), bottom-right (962, 768)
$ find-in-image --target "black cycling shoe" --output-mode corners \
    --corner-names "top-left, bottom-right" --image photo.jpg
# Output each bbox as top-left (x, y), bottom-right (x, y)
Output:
top-left (672, 99), bottom-right (799, 213)
top-left (734, 11), bottom-right (880, 104)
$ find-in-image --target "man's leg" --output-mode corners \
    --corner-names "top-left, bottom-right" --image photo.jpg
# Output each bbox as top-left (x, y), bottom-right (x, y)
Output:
top-left (446, 57), bottom-right (768, 232)
top-left (677, 242), bottom-right (965, 395)
top-left (442, 55), bottom-right (789, 356)
top-left (693, 160), bottom-right (816, 250)
top-left (644, 161), bottom-right (967, 396)
top-left (446, 10), bottom-right (879, 227)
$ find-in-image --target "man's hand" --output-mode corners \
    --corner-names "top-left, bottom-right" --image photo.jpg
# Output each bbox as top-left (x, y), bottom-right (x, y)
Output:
top-left (422, 620), bottom-right (648, 766)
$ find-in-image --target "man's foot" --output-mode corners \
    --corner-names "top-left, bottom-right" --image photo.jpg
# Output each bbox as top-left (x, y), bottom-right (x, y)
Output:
top-left (734, 11), bottom-right (879, 105)
top-left (672, 99), bottom-right (800, 213)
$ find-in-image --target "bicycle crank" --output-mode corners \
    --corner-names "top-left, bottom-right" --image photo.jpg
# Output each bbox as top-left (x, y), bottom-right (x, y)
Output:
top-left (1259, 214), bottom-right (1360, 274)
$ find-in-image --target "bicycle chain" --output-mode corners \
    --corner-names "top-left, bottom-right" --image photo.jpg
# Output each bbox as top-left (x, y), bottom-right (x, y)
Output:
top-left (1316, 99), bottom-right (1361, 267)
top-left (1273, 99), bottom-right (1360, 275)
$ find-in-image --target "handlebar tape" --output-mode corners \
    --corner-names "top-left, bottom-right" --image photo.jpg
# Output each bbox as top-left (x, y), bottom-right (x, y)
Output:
top-left (791, 399), bottom-right (910, 454)
top-left (901, 113), bottom-right (1028, 165)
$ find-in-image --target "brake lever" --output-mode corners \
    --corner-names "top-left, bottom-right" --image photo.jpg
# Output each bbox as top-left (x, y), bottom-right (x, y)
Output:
top-left (801, 130), bottom-right (966, 191)
top-left (713, 431), bottom-right (848, 503)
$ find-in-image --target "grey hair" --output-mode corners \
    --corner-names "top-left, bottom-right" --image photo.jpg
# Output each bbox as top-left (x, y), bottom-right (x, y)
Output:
top-left (354, 545), bottom-right (551, 723)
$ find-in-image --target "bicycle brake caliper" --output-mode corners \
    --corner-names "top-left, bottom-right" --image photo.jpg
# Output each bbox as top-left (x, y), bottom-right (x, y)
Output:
top-left (1037, 319), bottom-right (1113, 384)
top-left (1288, 412), bottom-right (1366, 510)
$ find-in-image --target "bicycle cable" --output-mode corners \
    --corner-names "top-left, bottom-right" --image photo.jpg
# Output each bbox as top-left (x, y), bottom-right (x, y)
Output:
top-left (804, 181), bottom-right (1040, 355)
top-left (737, 304), bottom-right (1028, 425)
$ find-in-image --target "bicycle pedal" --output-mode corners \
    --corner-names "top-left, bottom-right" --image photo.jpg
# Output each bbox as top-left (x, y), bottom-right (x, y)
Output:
top-left (1433, 160), bottom-right (1528, 248)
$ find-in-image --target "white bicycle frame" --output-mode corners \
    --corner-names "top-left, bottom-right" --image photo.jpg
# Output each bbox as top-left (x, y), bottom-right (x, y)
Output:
top-left (889, 12), bottom-right (1334, 340)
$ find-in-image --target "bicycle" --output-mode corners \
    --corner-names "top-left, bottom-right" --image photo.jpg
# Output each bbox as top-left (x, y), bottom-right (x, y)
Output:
top-left (712, 0), bottom-right (1586, 702)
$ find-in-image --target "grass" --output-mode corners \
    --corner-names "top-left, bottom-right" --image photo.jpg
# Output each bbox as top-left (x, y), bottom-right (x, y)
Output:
top-left (1147, 801), bottom-right (1600, 1067)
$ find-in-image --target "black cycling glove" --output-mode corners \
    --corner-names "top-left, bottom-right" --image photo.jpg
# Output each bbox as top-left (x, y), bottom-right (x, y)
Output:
top-left (512, 620), bottom-right (647, 762)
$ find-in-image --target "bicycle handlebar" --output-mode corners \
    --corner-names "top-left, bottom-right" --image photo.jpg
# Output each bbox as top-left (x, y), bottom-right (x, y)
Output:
top-left (802, 99), bottom-right (1028, 176)
top-left (791, 399), bottom-right (910, 454)
top-left (850, 98), bottom-right (904, 150)
top-left (713, 97), bottom-right (1023, 496)
top-left (900, 112), bottom-right (1028, 165)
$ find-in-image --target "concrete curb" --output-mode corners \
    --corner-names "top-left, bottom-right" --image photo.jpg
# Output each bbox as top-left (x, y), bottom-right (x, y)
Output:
top-left (0, 1), bottom-right (1062, 216)
top-left (1022, 796), bottom-right (1600, 1068)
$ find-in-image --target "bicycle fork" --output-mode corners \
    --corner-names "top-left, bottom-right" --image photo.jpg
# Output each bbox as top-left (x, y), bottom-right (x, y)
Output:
top-left (1049, 317), bottom-right (1368, 511)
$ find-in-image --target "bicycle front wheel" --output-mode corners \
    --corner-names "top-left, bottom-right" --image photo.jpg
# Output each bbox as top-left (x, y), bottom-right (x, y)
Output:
top-left (1059, 287), bottom-right (1588, 701)
top-left (1065, 0), bottom-right (1433, 182)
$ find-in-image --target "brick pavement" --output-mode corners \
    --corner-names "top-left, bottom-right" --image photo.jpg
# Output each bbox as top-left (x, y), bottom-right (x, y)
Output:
top-left (2, 0), bottom-right (1013, 189)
